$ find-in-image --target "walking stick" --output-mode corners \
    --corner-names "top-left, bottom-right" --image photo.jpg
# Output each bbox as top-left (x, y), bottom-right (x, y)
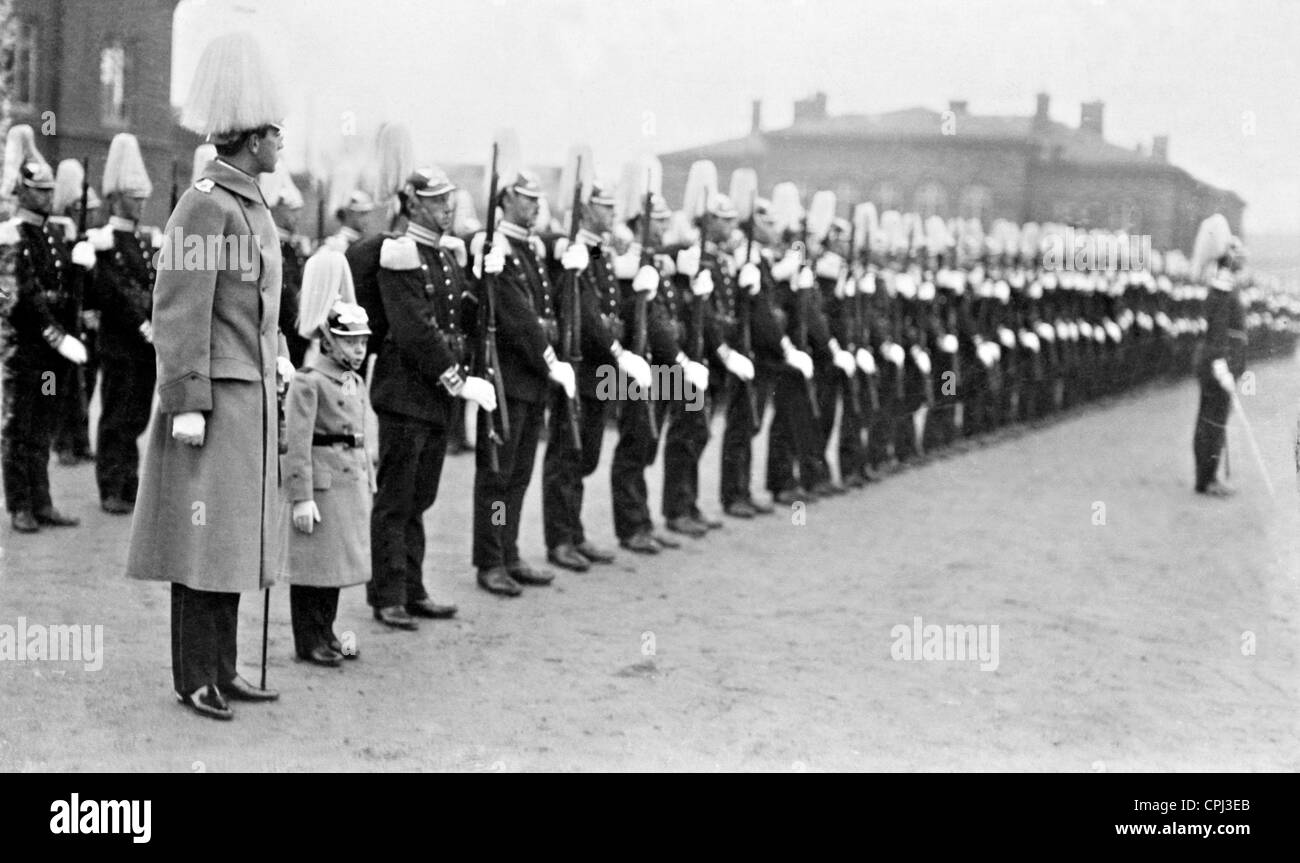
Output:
top-left (259, 587), bottom-right (270, 690)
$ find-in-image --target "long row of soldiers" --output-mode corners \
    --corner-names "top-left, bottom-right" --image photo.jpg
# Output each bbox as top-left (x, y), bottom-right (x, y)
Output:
top-left (2, 28), bottom-right (1294, 718)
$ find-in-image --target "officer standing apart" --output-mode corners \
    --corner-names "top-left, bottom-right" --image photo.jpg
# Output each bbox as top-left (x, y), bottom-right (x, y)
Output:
top-left (125, 32), bottom-right (291, 720)
top-left (1, 125), bottom-right (91, 533)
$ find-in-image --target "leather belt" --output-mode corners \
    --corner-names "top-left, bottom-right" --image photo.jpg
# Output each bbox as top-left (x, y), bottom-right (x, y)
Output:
top-left (313, 432), bottom-right (364, 448)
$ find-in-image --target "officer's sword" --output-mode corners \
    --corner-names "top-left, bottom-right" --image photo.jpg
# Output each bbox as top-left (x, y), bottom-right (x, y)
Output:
top-left (1230, 390), bottom-right (1274, 499)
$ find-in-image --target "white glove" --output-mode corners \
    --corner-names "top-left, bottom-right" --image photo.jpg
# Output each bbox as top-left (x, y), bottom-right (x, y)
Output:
top-left (56, 334), bottom-right (87, 365)
top-left (738, 262), bottom-right (761, 296)
top-left (439, 234), bottom-right (467, 266)
top-left (691, 269), bottom-right (714, 298)
top-left (276, 355), bottom-right (296, 386)
top-left (683, 359), bottom-right (710, 392)
top-left (561, 241), bottom-right (589, 272)
top-left (548, 359), bottom-right (576, 399)
top-left (770, 250), bottom-right (801, 283)
top-left (784, 347), bottom-right (814, 380)
top-left (676, 246), bottom-right (701, 278)
top-left (613, 251), bottom-right (640, 280)
top-left (938, 333), bottom-right (958, 354)
top-left (1211, 358), bottom-right (1234, 392)
top-left (459, 375), bottom-right (498, 412)
top-left (1035, 321), bottom-right (1055, 341)
top-left (71, 240), bottom-right (96, 269)
top-left (1019, 331), bottom-right (1040, 352)
top-left (998, 327), bottom-right (1015, 349)
top-left (1104, 320), bottom-right (1122, 342)
top-left (883, 342), bottom-right (905, 367)
top-left (910, 347), bottom-right (932, 375)
top-left (795, 267), bottom-right (815, 291)
top-left (617, 350), bottom-right (652, 390)
top-left (833, 349), bottom-right (856, 377)
top-left (814, 252), bottom-right (844, 280)
top-left (476, 245), bottom-right (506, 278)
top-left (842, 277), bottom-right (857, 298)
top-left (855, 347), bottom-right (876, 375)
top-left (171, 411), bottom-right (206, 447)
top-left (138, 321), bottom-right (153, 344)
top-left (292, 499), bottom-right (321, 534)
top-left (721, 349), bottom-right (755, 382)
top-left (632, 264), bottom-right (659, 298)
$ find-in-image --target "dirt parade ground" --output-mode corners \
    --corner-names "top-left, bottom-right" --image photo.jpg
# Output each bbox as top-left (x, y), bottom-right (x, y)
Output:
top-left (1, 359), bottom-right (1298, 772)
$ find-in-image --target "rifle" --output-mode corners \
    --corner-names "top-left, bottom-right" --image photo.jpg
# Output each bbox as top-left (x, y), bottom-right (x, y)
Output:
top-left (316, 177), bottom-right (327, 249)
top-left (169, 159), bottom-right (179, 215)
top-left (842, 208), bottom-right (862, 421)
top-left (738, 193), bottom-right (760, 430)
top-left (635, 182), bottom-right (659, 439)
top-left (561, 156), bottom-right (584, 450)
top-left (478, 143), bottom-right (509, 473)
top-left (795, 214), bottom-right (821, 420)
top-left (78, 157), bottom-right (90, 236)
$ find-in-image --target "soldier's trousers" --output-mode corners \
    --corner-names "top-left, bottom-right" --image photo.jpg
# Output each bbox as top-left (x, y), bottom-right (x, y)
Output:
top-left (611, 396), bottom-right (670, 540)
top-left (95, 348), bottom-right (155, 503)
top-left (662, 393), bottom-right (710, 520)
top-left (1193, 379), bottom-right (1231, 491)
top-left (52, 355), bottom-right (93, 459)
top-left (473, 396), bottom-right (544, 569)
top-left (542, 393), bottom-right (607, 549)
top-left (2, 363), bottom-right (58, 514)
top-left (290, 585), bottom-right (340, 656)
top-left (720, 371), bottom-right (771, 507)
top-left (171, 583), bottom-right (239, 696)
top-left (369, 410), bottom-right (446, 608)
top-left (817, 368), bottom-right (866, 481)
top-left (767, 368), bottom-right (822, 493)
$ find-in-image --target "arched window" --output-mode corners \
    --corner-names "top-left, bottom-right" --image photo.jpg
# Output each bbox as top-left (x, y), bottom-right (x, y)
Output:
top-left (869, 180), bottom-right (901, 212)
top-left (100, 42), bottom-right (128, 126)
top-left (958, 184), bottom-right (993, 222)
top-left (913, 182), bottom-right (949, 218)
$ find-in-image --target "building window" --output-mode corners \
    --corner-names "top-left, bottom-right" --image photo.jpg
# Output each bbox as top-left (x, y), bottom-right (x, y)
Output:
top-left (3, 18), bottom-right (38, 109)
top-left (100, 42), bottom-right (128, 126)
top-left (868, 180), bottom-right (900, 212)
top-left (958, 184), bottom-right (993, 223)
top-left (913, 182), bottom-right (949, 218)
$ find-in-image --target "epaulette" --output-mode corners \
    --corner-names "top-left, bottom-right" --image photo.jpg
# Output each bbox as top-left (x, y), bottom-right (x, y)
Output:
top-left (530, 235), bottom-right (546, 259)
top-left (194, 178), bottom-right (215, 194)
top-left (379, 235), bottom-right (420, 270)
top-left (48, 215), bottom-right (77, 242)
top-left (146, 226), bottom-right (164, 249)
top-left (552, 236), bottom-right (570, 260)
top-left (469, 231), bottom-right (487, 260)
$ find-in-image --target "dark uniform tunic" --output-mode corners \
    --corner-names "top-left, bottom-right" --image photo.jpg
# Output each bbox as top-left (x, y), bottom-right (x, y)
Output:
top-left (93, 218), bottom-right (157, 505)
top-left (1, 210), bottom-right (81, 516)
top-left (1194, 272), bottom-right (1246, 491)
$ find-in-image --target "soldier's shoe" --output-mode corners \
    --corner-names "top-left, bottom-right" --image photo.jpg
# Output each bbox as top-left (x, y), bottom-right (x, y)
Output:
top-left (811, 481), bottom-right (846, 497)
top-left (101, 496), bottom-right (133, 515)
top-left (666, 516), bottom-right (708, 538)
top-left (373, 605), bottom-right (419, 629)
top-left (548, 544), bottom-right (591, 572)
top-left (34, 507), bottom-right (79, 527)
top-left (176, 685), bottom-right (233, 721)
top-left (691, 510), bottom-right (724, 530)
top-left (506, 561), bottom-right (555, 587)
top-left (477, 567), bottom-right (523, 596)
top-left (406, 598), bottom-right (458, 619)
top-left (724, 501), bottom-right (756, 519)
top-left (298, 645), bottom-right (343, 667)
top-left (749, 497), bottom-right (775, 515)
top-left (575, 541), bottom-right (616, 564)
top-left (11, 511), bottom-right (40, 533)
top-left (649, 531), bottom-right (680, 550)
top-left (220, 675), bottom-right (280, 702)
top-left (1196, 481), bottom-right (1236, 498)
top-left (620, 532), bottom-right (660, 554)
top-left (774, 488), bottom-right (806, 506)
top-left (843, 473), bottom-right (867, 490)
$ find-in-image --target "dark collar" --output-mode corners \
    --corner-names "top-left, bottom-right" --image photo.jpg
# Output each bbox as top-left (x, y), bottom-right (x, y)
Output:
top-left (206, 159), bottom-right (268, 205)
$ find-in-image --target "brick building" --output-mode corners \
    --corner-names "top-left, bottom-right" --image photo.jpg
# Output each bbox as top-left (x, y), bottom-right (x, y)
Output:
top-left (659, 92), bottom-right (1245, 253)
top-left (3, 0), bottom-right (196, 228)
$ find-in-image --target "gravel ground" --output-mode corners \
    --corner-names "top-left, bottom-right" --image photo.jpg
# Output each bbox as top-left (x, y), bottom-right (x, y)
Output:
top-left (1, 359), bottom-right (1297, 772)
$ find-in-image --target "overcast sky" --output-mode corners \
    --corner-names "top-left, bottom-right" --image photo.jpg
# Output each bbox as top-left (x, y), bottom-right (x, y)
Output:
top-left (173, 0), bottom-right (1300, 234)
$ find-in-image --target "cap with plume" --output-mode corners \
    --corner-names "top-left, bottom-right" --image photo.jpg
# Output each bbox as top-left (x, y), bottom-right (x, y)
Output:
top-left (3, 124), bottom-right (54, 196)
top-left (180, 32), bottom-right (286, 141)
top-left (852, 202), bottom-right (878, 259)
top-left (297, 248), bottom-right (358, 339)
top-left (682, 160), bottom-right (719, 224)
top-left (769, 182), bottom-right (803, 237)
top-left (259, 161), bottom-right (304, 209)
top-left (1189, 213), bottom-right (1232, 283)
top-left (557, 143), bottom-right (594, 234)
top-left (806, 190), bottom-right (836, 243)
top-left (369, 122), bottom-right (414, 211)
top-left (451, 188), bottom-right (480, 236)
top-left (728, 169), bottom-right (759, 223)
top-left (617, 156), bottom-right (662, 225)
top-left (53, 159), bottom-right (100, 214)
top-left (102, 133), bottom-right (153, 198)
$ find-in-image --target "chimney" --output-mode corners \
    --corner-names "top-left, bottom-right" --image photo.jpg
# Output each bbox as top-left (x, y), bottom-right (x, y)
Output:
top-left (751, 99), bottom-right (762, 134)
top-left (793, 91), bottom-right (828, 124)
top-left (948, 99), bottom-right (968, 115)
top-left (1151, 135), bottom-right (1168, 163)
top-left (1034, 92), bottom-right (1051, 129)
top-left (1079, 100), bottom-right (1104, 136)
